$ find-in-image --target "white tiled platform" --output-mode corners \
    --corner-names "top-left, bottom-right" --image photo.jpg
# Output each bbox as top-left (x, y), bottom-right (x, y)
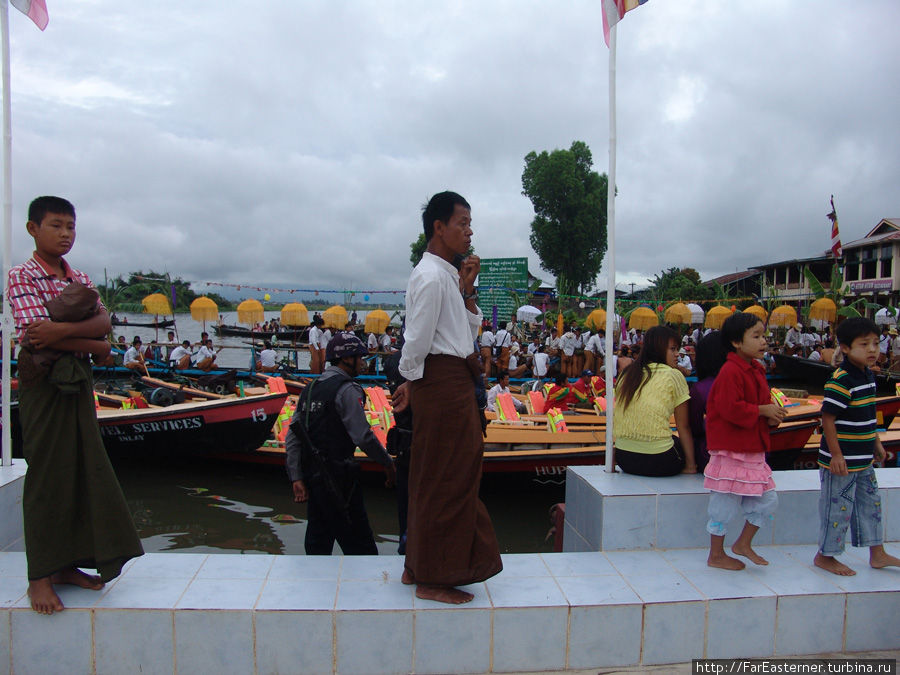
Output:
top-left (563, 467), bottom-right (900, 552)
top-left (0, 463), bottom-right (898, 673)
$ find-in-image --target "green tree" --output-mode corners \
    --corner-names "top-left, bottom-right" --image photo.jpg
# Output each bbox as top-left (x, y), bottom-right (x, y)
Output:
top-left (522, 140), bottom-right (608, 298)
top-left (647, 267), bottom-right (711, 302)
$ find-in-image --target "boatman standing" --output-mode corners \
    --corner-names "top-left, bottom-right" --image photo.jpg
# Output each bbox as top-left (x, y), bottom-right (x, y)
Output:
top-left (285, 332), bottom-right (395, 554)
top-left (392, 190), bottom-right (503, 604)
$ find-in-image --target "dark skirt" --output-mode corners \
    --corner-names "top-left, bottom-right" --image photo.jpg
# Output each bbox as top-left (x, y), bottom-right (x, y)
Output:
top-left (404, 354), bottom-right (502, 586)
top-left (18, 353), bottom-right (144, 581)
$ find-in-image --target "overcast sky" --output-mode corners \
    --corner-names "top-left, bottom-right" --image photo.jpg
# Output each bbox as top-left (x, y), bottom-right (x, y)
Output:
top-left (4, 0), bottom-right (899, 302)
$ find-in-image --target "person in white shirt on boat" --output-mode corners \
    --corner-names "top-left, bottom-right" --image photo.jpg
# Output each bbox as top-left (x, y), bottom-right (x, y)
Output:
top-left (168, 340), bottom-right (193, 370)
top-left (380, 325), bottom-right (397, 353)
top-left (308, 317), bottom-right (325, 374)
top-left (256, 341), bottom-right (278, 372)
top-left (195, 338), bottom-right (219, 372)
top-left (123, 336), bottom-right (145, 371)
top-left (506, 343), bottom-right (529, 378)
top-left (367, 332), bottom-right (378, 353)
top-left (784, 323), bottom-right (802, 355)
top-left (676, 348), bottom-right (693, 376)
top-left (486, 371), bottom-right (526, 413)
top-left (532, 345), bottom-right (550, 379)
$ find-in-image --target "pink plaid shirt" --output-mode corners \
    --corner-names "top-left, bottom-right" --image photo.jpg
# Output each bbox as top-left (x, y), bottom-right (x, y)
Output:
top-left (7, 253), bottom-right (101, 341)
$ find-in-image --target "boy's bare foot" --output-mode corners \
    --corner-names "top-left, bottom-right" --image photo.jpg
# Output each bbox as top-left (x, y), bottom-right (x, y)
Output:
top-left (27, 578), bottom-right (64, 615)
top-left (707, 551), bottom-right (745, 570)
top-left (732, 544), bottom-right (769, 565)
top-left (401, 569), bottom-right (414, 585)
top-left (869, 546), bottom-right (900, 569)
top-left (814, 552), bottom-right (856, 576)
top-left (50, 567), bottom-right (104, 590)
top-left (415, 584), bottom-right (474, 604)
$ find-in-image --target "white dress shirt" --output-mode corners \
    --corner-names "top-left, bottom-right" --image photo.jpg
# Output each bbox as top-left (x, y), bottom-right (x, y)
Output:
top-left (399, 252), bottom-right (482, 381)
top-left (367, 333), bottom-right (378, 350)
top-left (480, 330), bottom-right (495, 348)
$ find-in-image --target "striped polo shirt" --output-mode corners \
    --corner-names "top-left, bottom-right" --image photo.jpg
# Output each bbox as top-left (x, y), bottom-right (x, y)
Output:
top-left (818, 359), bottom-right (877, 471)
top-left (7, 254), bottom-right (100, 341)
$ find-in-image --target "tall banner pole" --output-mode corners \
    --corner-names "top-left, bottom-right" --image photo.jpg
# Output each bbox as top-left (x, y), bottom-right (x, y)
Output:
top-left (1, 0), bottom-right (13, 466)
top-left (603, 25), bottom-right (617, 473)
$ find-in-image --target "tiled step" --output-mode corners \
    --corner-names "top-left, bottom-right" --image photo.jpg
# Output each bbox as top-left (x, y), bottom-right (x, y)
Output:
top-left (0, 547), bottom-right (897, 673)
top-left (563, 467), bottom-right (900, 552)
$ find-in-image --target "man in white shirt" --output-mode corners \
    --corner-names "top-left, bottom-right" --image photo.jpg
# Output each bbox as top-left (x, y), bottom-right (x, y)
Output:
top-left (168, 340), bottom-right (193, 370)
top-left (486, 371), bottom-right (526, 413)
top-left (784, 323), bottom-right (802, 355)
top-left (195, 338), bottom-right (218, 372)
top-left (308, 317), bottom-right (324, 374)
top-left (676, 348), bottom-right (692, 376)
top-left (532, 345), bottom-right (550, 378)
top-left (380, 325), bottom-right (397, 353)
top-left (480, 326), bottom-right (495, 380)
top-left (367, 332), bottom-right (378, 353)
top-left (392, 191), bottom-right (502, 605)
top-left (123, 336), bottom-right (144, 371)
top-left (493, 323), bottom-right (512, 371)
top-left (256, 341), bottom-right (278, 372)
top-left (559, 330), bottom-right (576, 377)
top-left (584, 330), bottom-right (603, 373)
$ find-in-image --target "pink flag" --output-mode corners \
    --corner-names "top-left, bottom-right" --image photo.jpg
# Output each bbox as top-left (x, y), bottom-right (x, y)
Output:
top-left (601, 0), bottom-right (648, 46)
top-left (10, 0), bottom-right (48, 31)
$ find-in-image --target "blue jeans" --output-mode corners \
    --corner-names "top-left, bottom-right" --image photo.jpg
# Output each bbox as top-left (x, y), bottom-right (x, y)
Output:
top-left (818, 466), bottom-right (883, 556)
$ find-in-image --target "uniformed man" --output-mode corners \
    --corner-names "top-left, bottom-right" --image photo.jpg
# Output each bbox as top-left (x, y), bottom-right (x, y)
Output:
top-left (285, 332), bottom-right (395, 555)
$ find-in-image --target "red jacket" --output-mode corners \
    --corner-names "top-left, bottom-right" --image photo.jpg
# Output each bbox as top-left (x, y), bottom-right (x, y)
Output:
top-left (705, 352), bottom-right (771, 453)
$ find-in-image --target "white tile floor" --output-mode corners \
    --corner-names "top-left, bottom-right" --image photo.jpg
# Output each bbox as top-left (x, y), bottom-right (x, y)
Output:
top-left (0, 464), bottom-right (898, 673)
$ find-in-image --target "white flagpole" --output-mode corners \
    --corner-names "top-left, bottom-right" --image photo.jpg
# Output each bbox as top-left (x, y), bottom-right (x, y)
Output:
top-left (0, 1), bottom-right (12, 466)
top-left (603, 24), bottom-right (617, 473)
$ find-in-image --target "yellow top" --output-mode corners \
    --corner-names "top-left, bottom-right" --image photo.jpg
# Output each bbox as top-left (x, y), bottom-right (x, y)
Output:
top-left (613, 363), bottom-right (689, 454)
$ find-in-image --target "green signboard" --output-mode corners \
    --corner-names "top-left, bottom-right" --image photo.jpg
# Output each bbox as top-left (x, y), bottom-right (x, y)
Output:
top-left (477, 257), bottom-right (528, 324)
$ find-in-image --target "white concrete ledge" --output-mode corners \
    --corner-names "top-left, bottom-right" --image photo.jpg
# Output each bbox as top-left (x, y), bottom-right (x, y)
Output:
top-left (563, 467), bottom-right (900, 552)
top-left (0, 547), bottom-right (898, 674)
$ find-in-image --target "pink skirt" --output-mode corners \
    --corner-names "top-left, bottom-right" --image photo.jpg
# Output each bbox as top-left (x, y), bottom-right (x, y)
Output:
top-left (703, 450), bottom-right (775, 497)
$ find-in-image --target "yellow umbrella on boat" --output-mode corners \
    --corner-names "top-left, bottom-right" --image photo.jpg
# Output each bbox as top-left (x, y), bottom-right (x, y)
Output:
top-left (142, 293), bottom-right (172, 316)
top-left (364, 309), bottom-right (391, 334)
top-left (808, 297), bottom-right (837, 323)
top-left (280, 302), bottom-right (309, 327)
top-left (237, 298), bottom-right (264, 325)
top-left (664, 302), bottom-right (692, 325)
top-left (190, 296), bottom-right (218, 332)
top-left (743, 305), bottom-right (768, 322)
top-left (705, 305), bottom-right (733, 329)
top-left (769, 304), bottom-right (798, 328)
top-left (323, 305), bottom-right (348, 330)
top-left (585, 308), bottom-right (606, 331)
top-left (628, 307), bottom-right (659, 331)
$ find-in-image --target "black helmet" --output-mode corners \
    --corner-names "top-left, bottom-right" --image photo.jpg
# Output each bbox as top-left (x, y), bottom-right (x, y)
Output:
top-left (326, 332), bottom-right (368, 360)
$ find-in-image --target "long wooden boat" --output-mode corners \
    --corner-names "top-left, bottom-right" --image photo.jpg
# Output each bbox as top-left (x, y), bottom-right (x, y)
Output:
top-left (773, 353), bottom-right (900, 394)
top-left (6, 391), bottom-right (288, 458)
top-left (213, 324), bottom-right (308, 341)
top-left (111, 317), bottom-right (176, 328)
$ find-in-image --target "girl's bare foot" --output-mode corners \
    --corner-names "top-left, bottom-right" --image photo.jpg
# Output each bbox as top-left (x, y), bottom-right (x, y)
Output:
top-left (415, 584), bottom-right (474, 604)
top-left (50, 567), bottom-right (104, 590)
top-left (869, 546), bottom-right (900, 569)
top-left (27, 578), bottom-right (64, 615)
top-left (814, 552), bottom-right (856, 576)
top-left (707, 551), bottom-right (745, 570)
top-left (732, 544), bottom-right (769, 565)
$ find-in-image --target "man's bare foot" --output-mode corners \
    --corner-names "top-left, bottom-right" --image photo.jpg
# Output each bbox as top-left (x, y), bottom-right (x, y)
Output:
top-left (870, 546), bottom-right (900, 569)
top-left (707, 551), bottom-right (745, 570)
top-left (814, 552), bottom-right (856, 576)
top-left (401, 569), bottom-right (414, 585)
top-left (27, 578), bottom-right (64, 615)
top-left (50, 567), bottom-right (104, 590)
top-left (415, 584), bottom-right (474, 604)
top-left (732, 544), bottom-right (769, 565)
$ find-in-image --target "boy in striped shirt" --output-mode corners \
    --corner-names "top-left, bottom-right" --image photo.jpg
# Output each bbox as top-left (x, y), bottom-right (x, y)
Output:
top-left (814, 317), bottom-right (900, 575)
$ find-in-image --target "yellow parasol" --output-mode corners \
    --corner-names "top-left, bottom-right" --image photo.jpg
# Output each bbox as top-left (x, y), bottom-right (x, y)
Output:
top-left (743, 305), bottom-right (769, 322)
top-left (141, 293), bottom-right (172, 316)
top-left (585, 308), bottom-right (606, 331)
top-left (705, 305), bottom-right (734, 329)
top-left (322, 305), bottom-right (348, 330)
top-left (364, 309), bottom-right (391, 334)
top-left (280, 302), bottom-right (309, 327)
top-left (808, 297), bottom-right (837, 323)
top-left (190, 296), bottom-right (218, 333)
top-left (769, 304), bottom-right (798, 328)
top-left (237, 298), bottom-right (264, 325)
top-left (664, 302), bottom-right (692, 325)
top-left (628, 307), bottom-right (659, 331)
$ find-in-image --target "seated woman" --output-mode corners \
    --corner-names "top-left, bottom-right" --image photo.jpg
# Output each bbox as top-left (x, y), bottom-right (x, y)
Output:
top-left (688, 330), bottom-right (728, 472)
top-left (612, 325), bottom-right (697, 476)
top-left (545, 372), bottom-right (578, 409)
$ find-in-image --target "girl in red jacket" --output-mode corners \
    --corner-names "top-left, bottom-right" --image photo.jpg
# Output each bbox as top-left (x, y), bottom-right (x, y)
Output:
top-left (704, 313), bottom-right (786, 570)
